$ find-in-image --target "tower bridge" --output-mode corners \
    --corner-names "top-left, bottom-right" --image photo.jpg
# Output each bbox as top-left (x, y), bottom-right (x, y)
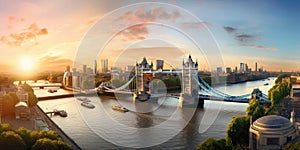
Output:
top-left (95, 55), bottom-right (271, 108)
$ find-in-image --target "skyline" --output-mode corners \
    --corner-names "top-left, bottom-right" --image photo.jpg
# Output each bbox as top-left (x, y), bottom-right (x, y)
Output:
top-left (0, 0), bottom-right (300, 74)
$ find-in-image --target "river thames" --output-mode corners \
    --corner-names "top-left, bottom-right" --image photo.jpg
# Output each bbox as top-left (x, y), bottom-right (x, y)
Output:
top-left (36, 77), bottom-right (275, 150)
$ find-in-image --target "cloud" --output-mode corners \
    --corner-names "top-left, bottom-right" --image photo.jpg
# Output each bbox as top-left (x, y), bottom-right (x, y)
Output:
top-left (243, 44), bottom-right (278, 51)
top-left (115, 7), bottom-right (182, 42)
top-left (118, 7), bottom-right (182, 23)
top-left (7, 16), bottom-right (26, 29)
top-left (117, 24), bottom-right (149, 42)
top-left (223, 26), bottom-right (237, 33)
top-left (235, 34), bottom-right (258, 43)
top-left (0, 23), bottom-right (48, 47)
top-left (224, 26), bottom-right (278, 51)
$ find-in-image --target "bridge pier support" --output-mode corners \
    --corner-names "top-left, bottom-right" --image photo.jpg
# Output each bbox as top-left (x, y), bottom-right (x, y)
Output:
top-left (179, 93), bottom-right (204, 108)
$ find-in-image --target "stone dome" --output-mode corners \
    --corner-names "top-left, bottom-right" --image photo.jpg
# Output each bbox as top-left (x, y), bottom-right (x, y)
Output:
top-left (253, 115), bottom-right (291, 129)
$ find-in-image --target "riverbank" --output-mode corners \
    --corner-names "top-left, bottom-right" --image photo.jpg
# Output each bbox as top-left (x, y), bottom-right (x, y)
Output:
top-left (34, 105), bottom-right (82, 150)
top-left (1, 105), bottom-right (81, 150)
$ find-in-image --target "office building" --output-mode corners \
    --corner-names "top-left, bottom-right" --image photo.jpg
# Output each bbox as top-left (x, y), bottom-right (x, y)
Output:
top-left (101, 59), bottom-right (108, 73)
top-left (156, 60), bottom-right (164, 70)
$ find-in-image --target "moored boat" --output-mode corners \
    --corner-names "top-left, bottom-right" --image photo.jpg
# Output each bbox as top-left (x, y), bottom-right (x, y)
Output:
top-left (81, 102), bottom-right (95, 109)
top-left (112, 105), bottom-right (129, 112)
top-left (76, 97), bottom-right (91, 102)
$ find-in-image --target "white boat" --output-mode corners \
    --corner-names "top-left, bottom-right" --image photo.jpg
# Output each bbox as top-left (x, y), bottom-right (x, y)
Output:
top-left (76, 97), bottom-right (91, 102)
top-left (112, 105), bottom-right (129, 112)
top-left (81, 102), bottom-right (95, 109)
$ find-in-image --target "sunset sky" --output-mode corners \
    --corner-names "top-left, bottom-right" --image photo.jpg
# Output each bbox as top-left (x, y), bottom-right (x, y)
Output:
top-left (0, 0), bottom-right (299, 74)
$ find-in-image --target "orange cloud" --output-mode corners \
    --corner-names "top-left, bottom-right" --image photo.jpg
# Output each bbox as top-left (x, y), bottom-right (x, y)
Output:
top-left (0, 23), bottom-right (48, 47)
top-left (117, 7), bottom-right (182, 23)
top-left (7, 16), bottom-right (26, 29)
top-left (117, 24), bottom-right (149, 41)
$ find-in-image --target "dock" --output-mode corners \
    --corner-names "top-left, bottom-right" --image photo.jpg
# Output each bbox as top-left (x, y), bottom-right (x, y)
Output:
top-left (34, 106), bottom-right (81, 150)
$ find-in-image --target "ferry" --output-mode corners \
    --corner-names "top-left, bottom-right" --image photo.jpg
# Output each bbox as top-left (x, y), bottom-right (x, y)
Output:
top-left (81, 102), bottom-right (95, 109)
top-left (76, 97), bottom-right (91, 102)
top-left (112, 105), bottom-right (129, 112)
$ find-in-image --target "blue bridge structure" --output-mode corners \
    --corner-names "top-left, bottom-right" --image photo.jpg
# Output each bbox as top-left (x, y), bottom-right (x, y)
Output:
top-left (98, 55), bottom-right (271, 108)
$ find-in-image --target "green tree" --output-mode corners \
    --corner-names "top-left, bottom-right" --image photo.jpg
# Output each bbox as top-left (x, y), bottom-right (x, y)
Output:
top-left (20, 83), bottom-right (38, 107)
top-left (246, 100), bottom-right (265, 121)
top-left (283, 141), bottom-right (300, 150)
top-left (0, 123), bottom-right (13, 134)
top-left (56, 139), bottom-right (72, 150)
top-left (28, 92), bottom-right (38, 107)
top-left (20, 83), bottom-right (34, 93)
top-left (0, 131), bottom-right (26, 150)
top-left (31, 138), bottom-right (57, 150)
top-left (197, 138), bottom-right (229, 150)
top-left (39, 131), bottom-right (59, 141)
top-left (17, 127), bottom-right (39, 150)
top-left (226, 116), bottom-right (250, 148)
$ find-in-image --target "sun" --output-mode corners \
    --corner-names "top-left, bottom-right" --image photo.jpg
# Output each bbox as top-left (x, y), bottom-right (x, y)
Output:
top-left (21, 57), bottom-right (33, 70)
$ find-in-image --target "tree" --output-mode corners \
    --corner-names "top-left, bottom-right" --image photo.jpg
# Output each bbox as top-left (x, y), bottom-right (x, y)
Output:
top-left (0, 123), bottom-right (13, 134)
top-left (0, 131), bottom-right (26, 150)
top-left (31, 138), bottom-right (57, 150)
top-left (246, 100), bottom-right (265, 121)
top-left (56, 139), bottom-right (72, 150)
top-left (38, 131), bottom-right (59, 141)
top-left (197, 138), bottom-right (229, 150)
top-left (226, 116), bottom-right (250, 148)
top-left (20, 83), bottom-right (34, 93)
top-left (28, 92), bottom-right (38, 107)
top-left (17, 127), bottom-right (39, 149)
top-left (20, 83), bottom-right (38, 107)
top-left (283, 142), bottom-right (300, 150)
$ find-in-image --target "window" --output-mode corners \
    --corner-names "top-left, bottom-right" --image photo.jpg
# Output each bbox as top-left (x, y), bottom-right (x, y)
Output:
top-left (287, 136), bottom-right (292, 143)
top-left (267, 138), bottom-right (279, 145)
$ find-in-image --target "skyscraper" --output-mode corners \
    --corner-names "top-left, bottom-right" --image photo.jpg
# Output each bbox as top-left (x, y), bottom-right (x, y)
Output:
top-left (156, 60), bottom-right (164, 70)
top-left (83, 65), bottom-right (87, 74)
top-left (94, 60), bottom-right (97, 74)
top-left (101, 59), bottom-right (108, 73)
top-left (240, 63), bottom-right (245, 73)
top-left (255, 62), bottom-right (258, 72)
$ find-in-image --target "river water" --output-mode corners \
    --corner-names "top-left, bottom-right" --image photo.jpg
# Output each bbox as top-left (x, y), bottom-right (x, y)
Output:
top-left (36, 77), bottom-right (276, 150)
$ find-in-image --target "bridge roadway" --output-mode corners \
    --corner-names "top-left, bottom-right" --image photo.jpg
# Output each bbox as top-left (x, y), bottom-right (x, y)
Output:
top-left (101, 90), bottom-right (251, 103)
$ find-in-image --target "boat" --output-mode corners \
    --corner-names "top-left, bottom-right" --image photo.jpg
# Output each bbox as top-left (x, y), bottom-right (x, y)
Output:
top-left (112, 105), bottom-right (129, 112)
top-left (48, 89), bottom-right (57, 93)
top-left (76, 97), bottom-right (91, 102)
top-left (81, 102), bottom-right (95, 109)
top-left (264, 83), bottom-right (269, 86)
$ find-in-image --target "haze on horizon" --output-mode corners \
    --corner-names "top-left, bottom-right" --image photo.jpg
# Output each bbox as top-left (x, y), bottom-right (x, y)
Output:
top-left (0, 0), bottom-right (299, 75)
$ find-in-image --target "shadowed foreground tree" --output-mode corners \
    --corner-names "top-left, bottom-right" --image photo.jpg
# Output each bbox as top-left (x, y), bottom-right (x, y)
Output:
top-left (226, 116), bottom-right (250, 149)
top-left (246, 99), bottom-right (265, 122)
top-left (283, 141), bottom-right (300, 150)
top-left (0, 131), bottom-right (26, 150)
top-left (16, 127), bottom-right (39, 150)
top-left (31, 138), bottom-right (72, 150)
top-left (197, 138), bottom-right (229, 150)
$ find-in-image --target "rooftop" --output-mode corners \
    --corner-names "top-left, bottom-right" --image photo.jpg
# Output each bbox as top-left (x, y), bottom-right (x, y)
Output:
top-left (253, 115), bottom-right (291, 129)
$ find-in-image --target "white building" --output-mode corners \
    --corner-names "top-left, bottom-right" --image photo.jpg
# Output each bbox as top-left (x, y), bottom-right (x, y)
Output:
top-left (249, 114), bottom-right (298, 150)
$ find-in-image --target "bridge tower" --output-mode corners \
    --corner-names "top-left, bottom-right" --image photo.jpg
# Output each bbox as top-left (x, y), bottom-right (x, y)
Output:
top-left (134, 57), bottom-right (154, 102)
top-left (179, 55), bottom-right (202, 108)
